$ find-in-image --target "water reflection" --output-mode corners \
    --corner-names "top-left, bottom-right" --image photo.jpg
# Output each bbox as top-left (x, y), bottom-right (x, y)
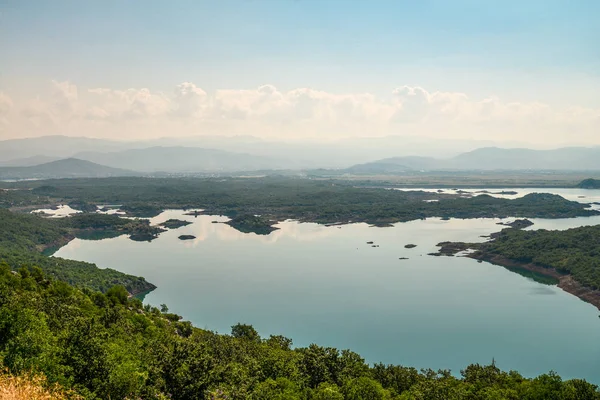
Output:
top-left (54, 210), bottom-right (600, 384)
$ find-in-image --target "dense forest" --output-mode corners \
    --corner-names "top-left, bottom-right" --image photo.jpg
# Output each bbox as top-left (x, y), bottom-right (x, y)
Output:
top-left (1, 266), bottom-right (598, 399)
top-left (2, 177), bottom-right (597, 228)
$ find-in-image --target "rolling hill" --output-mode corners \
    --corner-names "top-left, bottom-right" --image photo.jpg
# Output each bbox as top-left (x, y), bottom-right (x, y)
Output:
top-left (0, 158), bottom-right (137, 180)
top-left (0, 135), bottom-right (138, 163)
top-left (345, 147), bottom-right (600, 173)
top-left (0, 155), bottom-right (61, 167)
top-left (0, 134), bottom-right (535, 169)
top-left (73, 146), bottom-right (291, 172)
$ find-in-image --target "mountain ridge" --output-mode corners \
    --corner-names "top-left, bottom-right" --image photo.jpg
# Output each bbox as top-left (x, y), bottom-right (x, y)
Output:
top-left (0, 158), bottom-right (136, 180)
top-left (345, 146), bottom-right (600, 173)
top-left (73, 146), bottom-right (292, 172)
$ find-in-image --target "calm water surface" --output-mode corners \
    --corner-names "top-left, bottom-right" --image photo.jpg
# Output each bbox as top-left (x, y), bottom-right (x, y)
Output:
top-left (55, 208), bottom-right (600, 384)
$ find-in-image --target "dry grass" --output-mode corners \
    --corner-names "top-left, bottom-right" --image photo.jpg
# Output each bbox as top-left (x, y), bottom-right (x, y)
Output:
top-left (0, 371), bottom-right (80, 400)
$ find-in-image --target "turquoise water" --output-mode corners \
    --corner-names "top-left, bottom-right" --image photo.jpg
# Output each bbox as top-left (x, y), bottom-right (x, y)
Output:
top-left (55, 207), bottom-right (600, 384)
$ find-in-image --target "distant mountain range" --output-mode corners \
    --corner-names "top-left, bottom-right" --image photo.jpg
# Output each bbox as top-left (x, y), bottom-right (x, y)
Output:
top-left (0, 158), bottom-right (135, 180)
top-left (73, 146), bottom-right (288, 173)
top-left (0, 135), bottom-right (533, 169)
top-left (0, 155), bottom-right (61, 167)
top-left (344, 147), bottom-right (600, 173)
top-left (2, 136), bottom-right (599, 176)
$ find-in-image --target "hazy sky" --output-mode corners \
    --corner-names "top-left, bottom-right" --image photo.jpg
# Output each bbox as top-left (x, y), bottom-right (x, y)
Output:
top-left (0, 0), bottom-right (599, 145)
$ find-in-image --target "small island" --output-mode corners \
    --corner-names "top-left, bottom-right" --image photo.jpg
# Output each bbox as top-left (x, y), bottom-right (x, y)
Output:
top-left (496, 219), bottom-right (534, 229)
top-left (225, 214), bottom-right (279, 235)
top-left (405, 244), bottom-right (417, 249)
top-left (178, 235), bottom-right (196, 240)
top-left (159, 219), bottom-right (192, 229)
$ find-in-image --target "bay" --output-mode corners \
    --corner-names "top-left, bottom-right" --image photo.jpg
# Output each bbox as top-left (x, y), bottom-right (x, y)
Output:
top-left (55, 203), bottom-right (600, 383)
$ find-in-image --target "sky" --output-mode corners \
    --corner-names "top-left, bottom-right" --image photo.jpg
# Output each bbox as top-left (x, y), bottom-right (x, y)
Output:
top-left (0, 0), bottom-right (599, 145)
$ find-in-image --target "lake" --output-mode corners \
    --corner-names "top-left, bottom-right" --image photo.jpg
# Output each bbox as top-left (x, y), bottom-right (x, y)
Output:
top-left (53, 188), bottom-right (600, 384)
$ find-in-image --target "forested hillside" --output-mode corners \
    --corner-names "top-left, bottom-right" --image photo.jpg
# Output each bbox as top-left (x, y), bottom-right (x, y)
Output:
top-left (0, 209), bottom-right (155, 294)
top-left (476, 225), bottom-right (600, 290)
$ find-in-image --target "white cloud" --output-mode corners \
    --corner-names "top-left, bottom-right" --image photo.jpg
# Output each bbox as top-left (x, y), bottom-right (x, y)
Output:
top-left (51, 80), bottom-right (78, 113)
top-left (20, 97), bottom-right (57, 127)
top-left (171, 82), bottom-right (208, 118)
top-left (85, 106), bottom-right (110, 120)
top-left (1, 80), bottom-right (599, 144)
top-left (87, 87), bottom-right (171, 120)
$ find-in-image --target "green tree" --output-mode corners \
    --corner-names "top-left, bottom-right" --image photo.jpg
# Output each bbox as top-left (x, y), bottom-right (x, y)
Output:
top-left (231, 323), bottom-right (261, 343)
top-left (105, 285), bottom-right (128, 305)
top-left (312, 382), bottom-right (344, 400)
top-left (251, 378), bottom-right (304, 400)
top-left (343, 377), bottom-right (390, 400)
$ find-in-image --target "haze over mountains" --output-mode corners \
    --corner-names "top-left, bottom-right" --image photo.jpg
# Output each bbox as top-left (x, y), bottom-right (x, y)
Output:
top-left (346, 147), bottom-right (600, 173)
top-left (0, 158), bottom-right (135, 180)
top-left (75, 147), bottom-right (287, 173)
top-left (0, 135), bottom-right (534, 170)
top-left (1, 135), bottom-right (600, 179)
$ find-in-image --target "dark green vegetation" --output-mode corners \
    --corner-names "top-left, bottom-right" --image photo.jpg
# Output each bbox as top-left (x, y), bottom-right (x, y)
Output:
top-left (67, 200), bottom-right (98, 213)
top-left (119, 203), bottom-right (164, 218)
top-left (225, 214), bottom-right (279, 235)
top-left (434, 225), bottom-right (600, 310)
top-left (577, 178), bottom-right (600, 189)
top-left (307, 171), bottom-right (600, 188)
top-left (477, 226), bottom-right (600, 290)
top-left (1, 178), bottom-right (597, 232)
top-left (58, 213), bottom-right (166, 242)
top-left (496, 219), bottom-right (534, 229)
top-left (0, 209), bottom-right (155, 294)
top-left (1, 267), bottom-right (598, 400)
top-left (159, 219), bottom-right (193, 229)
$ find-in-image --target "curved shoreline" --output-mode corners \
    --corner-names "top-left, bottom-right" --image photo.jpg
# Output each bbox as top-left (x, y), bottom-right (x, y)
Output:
top-left (468, 252), bottom-right (600, 312)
